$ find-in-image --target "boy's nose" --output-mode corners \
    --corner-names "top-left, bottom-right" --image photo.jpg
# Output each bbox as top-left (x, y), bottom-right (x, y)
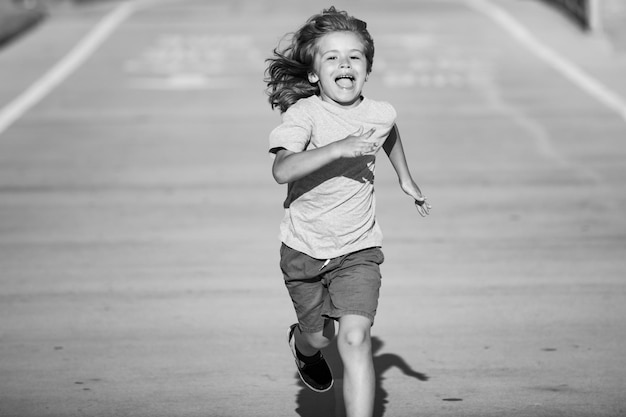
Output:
top-left (339, 58), bottom-right (351, 68)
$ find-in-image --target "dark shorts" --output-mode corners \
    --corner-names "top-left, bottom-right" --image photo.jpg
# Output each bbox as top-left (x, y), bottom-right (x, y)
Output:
top-left (279, 244), bottom-right (384, 333)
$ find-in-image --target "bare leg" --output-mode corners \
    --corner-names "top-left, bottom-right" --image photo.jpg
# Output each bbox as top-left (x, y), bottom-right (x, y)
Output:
top-left (295, 318), bottom-right (335, 355)
top-left (337, 315), bottom-right (375, 417)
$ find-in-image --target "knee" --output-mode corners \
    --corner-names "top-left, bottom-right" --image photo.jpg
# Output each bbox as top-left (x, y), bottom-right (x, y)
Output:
top-left (339, 327), bottom-right (370, 350)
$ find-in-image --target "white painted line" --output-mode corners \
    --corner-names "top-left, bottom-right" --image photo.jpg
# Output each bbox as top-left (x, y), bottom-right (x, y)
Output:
top-left (467, 0), bottom-right (626, 122)
top-left (128, 75), bottom-right (241, 90)
top-left (0, 2), bottom-right (136, 136)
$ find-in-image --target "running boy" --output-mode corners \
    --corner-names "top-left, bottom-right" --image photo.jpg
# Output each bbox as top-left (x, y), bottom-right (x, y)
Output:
top-left (265, 7), bottom-right (430, 417)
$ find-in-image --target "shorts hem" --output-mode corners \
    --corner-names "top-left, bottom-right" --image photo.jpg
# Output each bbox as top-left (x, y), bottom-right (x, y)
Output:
top-left (326, 310), bottom-right (375, 324)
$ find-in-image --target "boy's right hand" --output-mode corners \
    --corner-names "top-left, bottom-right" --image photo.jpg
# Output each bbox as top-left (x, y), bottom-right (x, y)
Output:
top-left (332, 126), bottom-right (378, 158)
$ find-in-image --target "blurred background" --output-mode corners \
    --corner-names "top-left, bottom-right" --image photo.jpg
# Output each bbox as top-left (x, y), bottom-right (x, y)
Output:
top-left (2, 0), bottom-right (625, 49)
top-left (1, 1), bottom-right (625, 416)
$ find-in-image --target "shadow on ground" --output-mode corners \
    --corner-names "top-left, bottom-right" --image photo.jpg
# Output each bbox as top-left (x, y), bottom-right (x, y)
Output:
top-left (294, 336), bottom-right (428, 417)
top-left (0, 1), bottom-right (46, 49)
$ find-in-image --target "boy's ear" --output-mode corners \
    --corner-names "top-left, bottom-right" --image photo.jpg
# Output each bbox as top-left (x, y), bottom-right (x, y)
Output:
top-left (308, 72), bottom-right (319, 84)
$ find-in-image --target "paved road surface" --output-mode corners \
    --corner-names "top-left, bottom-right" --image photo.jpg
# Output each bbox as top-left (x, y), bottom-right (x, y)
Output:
top-left (1, 1), bottom-right (625, 416)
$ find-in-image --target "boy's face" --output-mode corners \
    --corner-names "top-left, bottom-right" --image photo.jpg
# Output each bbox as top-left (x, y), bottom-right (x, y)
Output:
top-left (308, 32), bottom-right (369, 109)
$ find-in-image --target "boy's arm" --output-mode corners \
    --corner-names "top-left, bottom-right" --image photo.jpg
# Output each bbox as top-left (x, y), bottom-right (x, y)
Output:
top-left (272, 146), bottom-right (338, 184)
top-left (272, 127), bottom-right (377, 184)
top-left (383, 124), bottom-right (431, 216)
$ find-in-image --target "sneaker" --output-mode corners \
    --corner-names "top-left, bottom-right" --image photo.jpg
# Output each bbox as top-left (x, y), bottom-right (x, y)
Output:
top-left (288, 324), bottom-right (333, 393)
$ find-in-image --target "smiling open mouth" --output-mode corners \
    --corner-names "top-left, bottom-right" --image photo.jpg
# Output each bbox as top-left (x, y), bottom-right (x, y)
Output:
top-left (335, 74), bottom-right (355, 89)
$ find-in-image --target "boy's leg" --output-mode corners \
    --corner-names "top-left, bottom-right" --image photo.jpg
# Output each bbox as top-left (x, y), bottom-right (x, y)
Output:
top-left (294, 318), bottom-right (335, 355)
top-left (337, 314), bottom-right (375, 417)
top-left (322, 247), bottom-right (383, 416)
top-left (288, 320), bottom-right (334, 392)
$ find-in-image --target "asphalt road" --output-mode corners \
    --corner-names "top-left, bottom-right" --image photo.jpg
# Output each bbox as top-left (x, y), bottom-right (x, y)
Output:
top-left (1, 1), bottom-right (625, 416)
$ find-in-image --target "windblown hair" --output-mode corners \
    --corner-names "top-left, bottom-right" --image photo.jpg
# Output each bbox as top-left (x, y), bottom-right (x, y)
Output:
top-left (265, 6), bottom-right (375, 113)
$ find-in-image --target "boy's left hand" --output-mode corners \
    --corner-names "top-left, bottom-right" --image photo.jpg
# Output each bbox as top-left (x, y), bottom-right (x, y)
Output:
top-left (401, 181), bottom-right (431, 217)
top-left (414, 196), bottom-right (431, 217)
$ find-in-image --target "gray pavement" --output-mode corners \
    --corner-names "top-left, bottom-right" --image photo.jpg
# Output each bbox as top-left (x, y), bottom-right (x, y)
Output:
top-left (0, 1), bottom-right (625, 416)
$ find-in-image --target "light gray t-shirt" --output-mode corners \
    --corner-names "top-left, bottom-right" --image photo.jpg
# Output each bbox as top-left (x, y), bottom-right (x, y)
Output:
top-left (269, 95), bottom-right (397, 259)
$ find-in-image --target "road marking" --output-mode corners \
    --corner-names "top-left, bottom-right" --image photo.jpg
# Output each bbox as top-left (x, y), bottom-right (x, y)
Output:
top-left (0, 2), bottom-right (136, 136)
top-left (125, 34), bottom-right (264, 90)
top-left (128, 75), bottom-right (241, 90)
top-left (376, 33), bottom-right (492, 89)
top-left (467, 0), bottom-right (626, 122)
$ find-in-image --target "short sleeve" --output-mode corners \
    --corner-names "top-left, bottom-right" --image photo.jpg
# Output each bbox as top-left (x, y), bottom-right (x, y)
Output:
top-left (268, 102), bottom-right (313, 155)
